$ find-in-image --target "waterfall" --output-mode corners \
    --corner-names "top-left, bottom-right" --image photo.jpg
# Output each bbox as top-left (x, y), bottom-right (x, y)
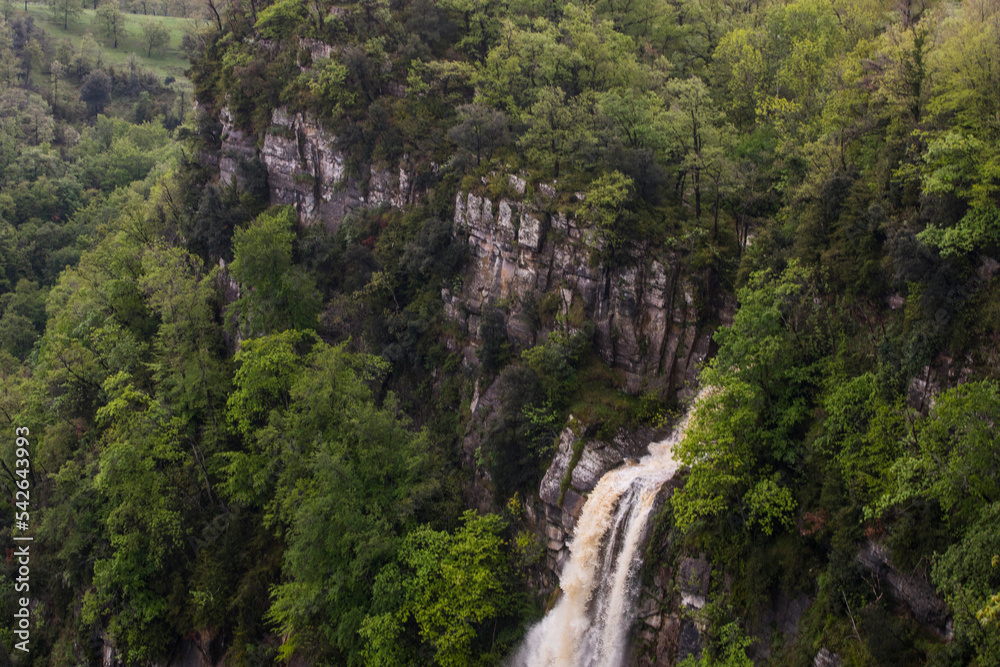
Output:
top-left (510, 397), bottom-right (701, 667)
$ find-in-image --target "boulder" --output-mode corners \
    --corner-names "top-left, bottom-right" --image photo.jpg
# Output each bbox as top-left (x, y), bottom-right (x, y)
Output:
top-left (677, 557), bottom-right (710, 610)
top-left (856, 540), bottom-right (952, 639)
top-left (570, 442), bottom-right (625, 493)
top-left (814, 648), bottom-right (843, 667)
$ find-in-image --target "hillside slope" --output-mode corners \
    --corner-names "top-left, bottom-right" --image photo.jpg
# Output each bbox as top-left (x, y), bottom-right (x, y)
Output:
top-left (1, 0), bottom-right (999, 665)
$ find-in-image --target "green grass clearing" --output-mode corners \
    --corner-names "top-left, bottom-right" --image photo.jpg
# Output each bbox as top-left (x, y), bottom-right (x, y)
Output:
top-left (22, 2), bottom-right (206, 87)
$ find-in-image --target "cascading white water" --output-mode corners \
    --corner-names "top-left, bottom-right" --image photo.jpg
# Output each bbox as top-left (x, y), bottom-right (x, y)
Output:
top-left (510, 397), bottom-right (701, 667)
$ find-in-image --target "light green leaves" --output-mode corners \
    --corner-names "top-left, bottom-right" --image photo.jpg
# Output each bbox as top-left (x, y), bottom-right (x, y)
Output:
top-left (223, 338), bottom-right (440, 664)
top-left (820, 372), bottom-right (906, 505)
top-left (672, 381), bottom-right (762, 532)
top-left (361, 511), bottom-right (511, 667)
top-left (583, 170), bottom-right (633, 254)
top-left (301, 57), bottom-right (355, 120)
top-left (932, 502), bottom-right (1000, 666)
top-left (673, 263), bottom-right (823, 535)
top-left (678, 620), bottom-right (754, 667)
top-left (744, 477), bottom-right (796, 536)
top-left (229, 207), bottom-right (320, 337)
top-left (915, 131), bottom-right (1000, 256)
top-left (255, 0), bottom-right (309, 40)
top-left (85, 372), bottom-right (189, 663)
top-left (226, 330), bottom-right (309, 437)
top-left (874, 381), bottom-right (1000, 529)
top-left (518, 86), bottom-right (597, 178)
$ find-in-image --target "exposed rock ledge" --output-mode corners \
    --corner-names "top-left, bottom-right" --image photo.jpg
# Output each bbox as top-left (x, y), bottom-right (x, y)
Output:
top-left (537, 421), bottom-right (663, 591)
top-left (219, 107), bottom-right (415, 229)
top-left (856, 540), bottom-right (953, 640)
top-left (445, 189), bottom-right (732, 395)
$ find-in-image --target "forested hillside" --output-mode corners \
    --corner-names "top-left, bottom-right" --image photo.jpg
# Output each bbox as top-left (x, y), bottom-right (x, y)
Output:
top-left (1, 0), bottom-right (999, 665)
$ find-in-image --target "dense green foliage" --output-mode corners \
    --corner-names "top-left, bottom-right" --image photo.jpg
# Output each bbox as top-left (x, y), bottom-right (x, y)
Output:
top-left (2, 0), bottom-right (1000, 665)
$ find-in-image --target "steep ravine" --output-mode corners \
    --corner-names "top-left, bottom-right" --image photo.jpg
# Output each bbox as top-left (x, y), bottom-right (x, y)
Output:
top-left (220, 106), bottom-right (731, 390)
top-left (212, 109), bottom-right (736, 666)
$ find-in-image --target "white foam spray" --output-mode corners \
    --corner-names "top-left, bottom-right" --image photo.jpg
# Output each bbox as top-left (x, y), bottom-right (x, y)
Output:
top-left (510, 394), bottom-right (703, 667)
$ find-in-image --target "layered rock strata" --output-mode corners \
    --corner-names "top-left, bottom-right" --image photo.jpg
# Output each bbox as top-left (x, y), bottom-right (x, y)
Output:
top-left (220, 107), bottom-right (413, 229)
top-left (445, 189), bottom-right (730, 395)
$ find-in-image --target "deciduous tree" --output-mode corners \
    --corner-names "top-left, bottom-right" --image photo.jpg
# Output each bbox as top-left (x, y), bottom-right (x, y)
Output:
top-left (446, 103), bottom-right (509, 166)
top-left (49, 0), bottom-right (82, 30)
top-left (141, 19), bottom-right (169, 57)
top-left (361, 512), bottom-right (512, 667)
top-left (80, 69), bottom-right (111, 115)
top-left (519, 86), bottom-right (597, 178)
top-left (96, 0), bottom-right (127, 49)
top-left (228, 206), bottom-right (320, 337)
top-left (674, 262), bottom-right (826, 534)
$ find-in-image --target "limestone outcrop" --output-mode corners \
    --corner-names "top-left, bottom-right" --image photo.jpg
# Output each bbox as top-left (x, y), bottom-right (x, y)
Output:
top-left (445, 188), bottom-right (731, 395)
top-left (857, 540), bottom-right (953, 639)
top-left (219, 107), bottom-right (414, 229)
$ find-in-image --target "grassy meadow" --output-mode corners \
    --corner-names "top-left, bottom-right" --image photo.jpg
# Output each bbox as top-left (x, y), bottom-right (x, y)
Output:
top-left (22, 2), bottom-right (206, 85)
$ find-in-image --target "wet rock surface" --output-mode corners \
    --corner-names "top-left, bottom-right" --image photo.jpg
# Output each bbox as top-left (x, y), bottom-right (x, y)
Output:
top-left (748, 590), bottom-right (813, 661)
top-left (677, 621), bottom-right (703, 663)
top-left (569, 440), bottom-right (627, 493)
top-left (677, 557), bottom-right (711, 610)
top-left (634, 557), bottom-right (711, 667)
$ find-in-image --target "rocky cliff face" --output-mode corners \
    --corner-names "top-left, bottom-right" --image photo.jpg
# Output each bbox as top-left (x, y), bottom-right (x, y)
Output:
top-left (856, 540), bottom-right (953, 640)
top-left (217, 111), bottom-right (725, 393)
top-left (449, 182), bottom-right (734, 662)
top-left (444, 186), bottom-right (731, 395)
top-left (535, 421), bottom-right (655, 585)
top-left (219, 107), bottom-right (414, 229)
top-left (523, 416), bottom-right (712, 666)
